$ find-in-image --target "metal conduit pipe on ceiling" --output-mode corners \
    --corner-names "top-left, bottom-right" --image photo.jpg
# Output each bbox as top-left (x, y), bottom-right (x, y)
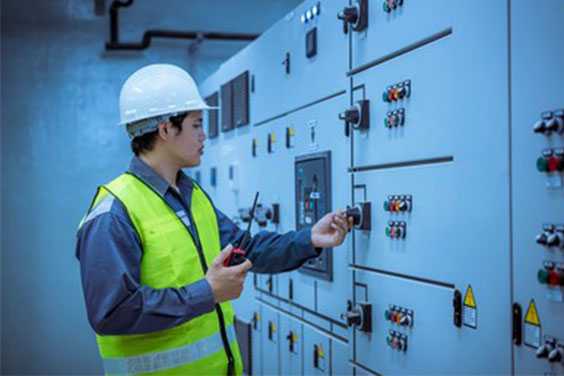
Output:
top-left (104, 0), bottom-right (260, 51)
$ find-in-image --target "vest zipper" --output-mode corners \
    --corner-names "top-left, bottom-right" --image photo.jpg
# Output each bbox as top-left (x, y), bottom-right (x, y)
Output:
top-left (184, 209), bottom-right (235, 375)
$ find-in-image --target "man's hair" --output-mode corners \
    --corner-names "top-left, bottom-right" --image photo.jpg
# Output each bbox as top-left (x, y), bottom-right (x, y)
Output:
top-left (130, 112), bottom-right (189, 156)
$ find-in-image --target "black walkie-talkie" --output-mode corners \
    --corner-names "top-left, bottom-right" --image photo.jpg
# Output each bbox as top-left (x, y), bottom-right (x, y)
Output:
top-left (224, 192), bottom-right (259, 267)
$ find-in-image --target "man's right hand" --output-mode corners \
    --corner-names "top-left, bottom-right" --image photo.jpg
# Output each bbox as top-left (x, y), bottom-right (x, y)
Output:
top-left (205, 244), bottom-right (253, 303)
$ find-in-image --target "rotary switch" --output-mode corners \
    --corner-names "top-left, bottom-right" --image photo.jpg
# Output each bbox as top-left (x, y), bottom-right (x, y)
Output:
top-left (537, 338), bottom-right (556, 358)
top-left (548, 345), bottom-right (563, 363)
top-left (346, 201), bottom-right (371, 231)
top-left (342, 300), bottom-right (372, 333)
top-left (337, 0), bottom-right (368, 34)
top-left (254, 203), bottom-right (280, 227)
top-left (534, 110), bottom-right (564, 135)
top-left (536, 231), bottom-right (550, 246)
top-left (546, 230), bottom-right (564, 248)
top-left (338, 100), bottom-right (370, 137)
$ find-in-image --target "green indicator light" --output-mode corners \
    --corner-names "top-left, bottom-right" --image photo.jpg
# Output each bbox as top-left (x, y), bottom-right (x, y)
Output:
top-left (537, 269), bottom-right (548, 284)
top-left (385, 227), bottom-right (391, 237)
top-left (383, 201), bottom-right (390, 211)
top-left (536, 157), bottom-right (548, 172)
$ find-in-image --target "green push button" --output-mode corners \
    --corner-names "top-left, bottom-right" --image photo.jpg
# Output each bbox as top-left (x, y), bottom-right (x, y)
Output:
top-left (385, 227), bottom-right (391, 237)
top-left (383, 201), bottom-right (390, 211)
top-left (537, 269), bottom-right (548, 284)
top-left (536, 157), bottom-right (548, 172)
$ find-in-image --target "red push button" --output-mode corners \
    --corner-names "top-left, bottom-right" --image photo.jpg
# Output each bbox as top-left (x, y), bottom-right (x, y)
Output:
top-left (547, 156), bottom-right (561, 172)
top-left (547, 270), bottom-right (561, 286)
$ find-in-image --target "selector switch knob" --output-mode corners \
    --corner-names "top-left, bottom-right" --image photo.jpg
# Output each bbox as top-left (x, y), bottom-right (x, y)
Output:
top-left (536, 341), bottom-right (555, 358)
top-left (346, 202), bottom-right (371, 231)
top-left (337, 0), bottom-right (368, 34)
top-left (536, 232), bottom-right (549, 246)
top-left (343, 310), bottom-right (362, 327)
top-left (546, 116), bottom-right (564, 134)
top-left (533, 119), bottom-right (547, 134)
top-left (546, 231), bottom-right (564, 248)
top-left (548, 346), bottom-right (563, 363)
top-left (399, 314), bottom-right (412, 327)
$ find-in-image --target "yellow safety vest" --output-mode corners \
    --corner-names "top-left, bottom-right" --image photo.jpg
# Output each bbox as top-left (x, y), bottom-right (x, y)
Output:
top-left (81, 173), bottom-right (243, 375)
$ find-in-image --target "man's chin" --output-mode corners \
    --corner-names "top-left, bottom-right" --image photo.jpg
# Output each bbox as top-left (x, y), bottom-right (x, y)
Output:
top-left (184, 158), bottom-right (201, 168)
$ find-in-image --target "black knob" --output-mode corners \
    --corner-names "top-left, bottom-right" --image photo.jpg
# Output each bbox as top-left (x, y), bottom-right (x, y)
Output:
top-left (339, 107), bottom-right (360, 124)
top-left (346, 205), bottom-right (362, 227)
top-left (545, 117), bottom-right (561, 133)
top-left (548, 347), bottom-right (563, 363)
top-left (533, 119), bottom-right (546, 134)
top-left (546, 233), bottom-right (562, 247)
top-left (341, 6), bottom-right (359, 22)
top-left (337, 6), bottom-right (359, 34)
top-left (398, 200), bottom-right (407, 211)
top-left (343, 310), bottom-right (362, 327)
top-left (536, 232), bottom-right (549, 245)
top-left (536, 343), bottom-right (553, 358)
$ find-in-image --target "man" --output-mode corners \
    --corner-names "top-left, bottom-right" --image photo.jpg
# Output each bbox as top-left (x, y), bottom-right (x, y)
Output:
top-left (76, 64), bottom-right (352, 375)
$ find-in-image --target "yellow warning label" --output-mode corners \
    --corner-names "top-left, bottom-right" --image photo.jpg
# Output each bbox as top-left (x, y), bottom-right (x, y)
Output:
top-left (525, 299), bottom-right (541, 326)
top-left (464, 285), bottom-right (477, 308)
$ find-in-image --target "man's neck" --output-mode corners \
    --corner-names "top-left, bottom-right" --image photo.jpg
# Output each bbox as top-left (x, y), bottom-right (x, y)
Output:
top-left (139, 152), bottom-right (180, 189)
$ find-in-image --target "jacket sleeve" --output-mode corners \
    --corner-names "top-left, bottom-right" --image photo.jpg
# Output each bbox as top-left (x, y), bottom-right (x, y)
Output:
top-left (75, 197), bottom-right (216, 335)
top-left (216, 208), bottom-right (321, 274)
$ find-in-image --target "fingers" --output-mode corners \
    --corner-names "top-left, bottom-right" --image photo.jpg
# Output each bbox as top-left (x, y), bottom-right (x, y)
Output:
top-left (331, 223), bottom-right (347, 239)
top-left (213, 244), bottom-right (233, 267)
top-left (333, 214), bottom-right (349, 232)
top-left (232, 258), bottom-right (253, 274)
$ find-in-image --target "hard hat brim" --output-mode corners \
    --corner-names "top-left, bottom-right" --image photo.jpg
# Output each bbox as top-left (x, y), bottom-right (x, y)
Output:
top-left (118, 105), bottom-right (220, 126)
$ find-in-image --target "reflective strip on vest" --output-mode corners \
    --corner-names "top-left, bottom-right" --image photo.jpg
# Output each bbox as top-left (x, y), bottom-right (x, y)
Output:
top-left (103, 325), bottom-right (237, 375)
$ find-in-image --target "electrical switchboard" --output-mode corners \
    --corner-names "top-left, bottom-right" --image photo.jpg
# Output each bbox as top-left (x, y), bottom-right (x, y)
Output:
top-left (196, 0), bottom-right (564, 374)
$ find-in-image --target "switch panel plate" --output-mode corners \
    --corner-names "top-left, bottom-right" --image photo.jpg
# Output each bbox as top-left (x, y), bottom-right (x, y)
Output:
top-left (295, 151), bottom-right (332, 280)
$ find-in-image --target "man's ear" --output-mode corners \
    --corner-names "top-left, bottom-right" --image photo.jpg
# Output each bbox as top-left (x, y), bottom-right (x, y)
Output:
top-left (157, 122), bottom-right (170, 141)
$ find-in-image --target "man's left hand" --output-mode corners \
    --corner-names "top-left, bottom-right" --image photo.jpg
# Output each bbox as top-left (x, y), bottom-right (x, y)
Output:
top-left (311, 210), bottom-right (353, 249)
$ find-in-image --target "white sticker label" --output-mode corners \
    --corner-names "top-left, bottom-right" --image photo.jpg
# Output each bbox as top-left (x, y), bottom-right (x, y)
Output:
top-left (546, 288), bottom-right (564, 302)
top-left (546, 174), bottom-right (563, 189)
top-left (524, 323), bottom-right (541, 348)
top-left (463, 306), bottom-right (477, 329)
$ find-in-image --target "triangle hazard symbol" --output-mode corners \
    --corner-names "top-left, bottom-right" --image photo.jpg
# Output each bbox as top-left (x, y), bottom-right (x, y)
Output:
top-left (525, 299), bottom-right (540, 326)
top-left (464, 285), bottom-right (477, 308)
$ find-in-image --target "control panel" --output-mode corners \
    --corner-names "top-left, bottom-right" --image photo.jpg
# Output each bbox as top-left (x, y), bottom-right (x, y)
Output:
top-left (295, 151), bottom-right (332, 280)
top-left (196, 0), bottom-right (563, 374)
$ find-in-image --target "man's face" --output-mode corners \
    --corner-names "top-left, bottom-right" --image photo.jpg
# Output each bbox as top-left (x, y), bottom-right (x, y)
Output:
top-left (167, 110), bottom-right (206, 167)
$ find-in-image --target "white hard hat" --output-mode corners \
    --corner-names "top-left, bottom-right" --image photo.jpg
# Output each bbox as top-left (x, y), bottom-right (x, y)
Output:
top-left (118, 64), bottom-right (217, 136)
